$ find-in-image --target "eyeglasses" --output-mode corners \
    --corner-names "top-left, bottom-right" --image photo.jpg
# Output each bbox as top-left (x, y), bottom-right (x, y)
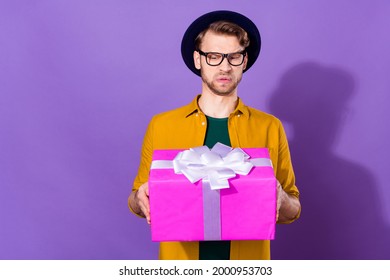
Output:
top-left (196, 49), bottom-right (247, 66)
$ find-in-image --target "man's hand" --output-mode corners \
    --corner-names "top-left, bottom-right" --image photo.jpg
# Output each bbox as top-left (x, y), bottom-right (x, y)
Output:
top-left (276, 181), bottom-right (283, 221)
top-left (129, 182), bottom-right (151, 224)
top-left (276, 181), bottom-right (301, 223)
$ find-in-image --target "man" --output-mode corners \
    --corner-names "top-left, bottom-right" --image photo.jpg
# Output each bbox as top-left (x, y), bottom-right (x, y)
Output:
top-left (128, 10), bottom-right (301, 260)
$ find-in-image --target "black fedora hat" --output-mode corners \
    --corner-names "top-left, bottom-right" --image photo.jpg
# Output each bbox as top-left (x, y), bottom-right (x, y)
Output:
top-left (181, 10), bottom-right (261, 76)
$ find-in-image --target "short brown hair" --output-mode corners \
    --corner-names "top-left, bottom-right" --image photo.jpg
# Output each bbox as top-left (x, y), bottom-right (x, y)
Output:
top-left (195, 20), bottom-right (250, 50)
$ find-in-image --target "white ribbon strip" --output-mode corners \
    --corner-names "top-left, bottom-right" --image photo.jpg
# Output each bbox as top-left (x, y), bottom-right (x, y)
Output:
top-left (151, 143), bottom-right (272, 190)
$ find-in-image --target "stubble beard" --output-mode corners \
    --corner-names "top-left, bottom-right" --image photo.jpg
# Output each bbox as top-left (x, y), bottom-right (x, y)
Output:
top-left (201, 70), bottom-right (242, 96)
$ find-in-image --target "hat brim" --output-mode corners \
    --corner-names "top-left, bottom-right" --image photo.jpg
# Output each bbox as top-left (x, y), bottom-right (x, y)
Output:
top-left (181, 10), bottom-right (261, 76)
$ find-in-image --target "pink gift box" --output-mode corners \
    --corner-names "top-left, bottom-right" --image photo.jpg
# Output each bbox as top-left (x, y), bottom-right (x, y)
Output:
top-left (149, 147), bottom-right (277, 242)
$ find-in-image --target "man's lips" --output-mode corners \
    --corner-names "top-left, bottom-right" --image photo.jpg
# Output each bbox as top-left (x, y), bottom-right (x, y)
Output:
top-left (216, 76), bottom-right (232, 83)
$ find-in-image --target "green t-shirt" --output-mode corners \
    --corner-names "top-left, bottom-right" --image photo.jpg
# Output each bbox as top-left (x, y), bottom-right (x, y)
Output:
top-left (199, 115), bottom-right (231, 260)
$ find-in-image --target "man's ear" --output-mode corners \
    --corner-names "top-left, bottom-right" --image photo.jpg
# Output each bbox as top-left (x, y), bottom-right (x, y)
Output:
top-left (243, 53), bottom-right (248, 70)
top-left (193, 51), bottom-right (201, 70)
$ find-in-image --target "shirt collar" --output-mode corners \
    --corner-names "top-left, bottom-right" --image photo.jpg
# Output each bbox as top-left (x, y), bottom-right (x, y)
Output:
top-left (184, 94), bottom-right (250, 119)
top-left (231, 96), bottom-right (250, 119)
top-left (184, 95), bottom-right (202, 118)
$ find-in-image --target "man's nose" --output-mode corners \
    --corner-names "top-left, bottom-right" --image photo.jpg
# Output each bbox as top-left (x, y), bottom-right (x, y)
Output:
top-left (219, 57), bottom-right (233, 72)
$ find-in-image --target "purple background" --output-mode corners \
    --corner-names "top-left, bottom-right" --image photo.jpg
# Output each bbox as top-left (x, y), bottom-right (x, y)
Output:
top-left (1, 1), bottom-right (389, 260)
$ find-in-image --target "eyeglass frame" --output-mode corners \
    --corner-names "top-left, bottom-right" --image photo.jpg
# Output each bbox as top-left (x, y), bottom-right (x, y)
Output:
top-left (196, 49), bottom-right (247, 67)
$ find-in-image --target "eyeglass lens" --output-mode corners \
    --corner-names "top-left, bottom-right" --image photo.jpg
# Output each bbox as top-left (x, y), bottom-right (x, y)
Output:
top-left (206, 52), bottom-right (245, 66)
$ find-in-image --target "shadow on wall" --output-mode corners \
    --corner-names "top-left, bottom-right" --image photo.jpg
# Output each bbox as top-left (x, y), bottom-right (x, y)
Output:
top-left (269, 62), bottom-right (390, 259)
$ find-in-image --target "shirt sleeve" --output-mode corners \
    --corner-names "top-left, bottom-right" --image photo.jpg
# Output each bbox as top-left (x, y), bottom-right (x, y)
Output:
top-left (128, 118), bottom-right (155, 217)
top-left (276, 119), bottom-right (301, 223)
top-left (132, 117), bottom-right (155, 192)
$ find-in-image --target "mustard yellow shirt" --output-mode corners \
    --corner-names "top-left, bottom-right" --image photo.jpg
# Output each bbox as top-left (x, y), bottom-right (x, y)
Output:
top-left (130, 95), bottom-right (300, 260)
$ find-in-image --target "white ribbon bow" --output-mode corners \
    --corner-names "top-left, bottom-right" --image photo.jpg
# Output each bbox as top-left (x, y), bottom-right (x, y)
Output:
top-left (171, 143), bottom-right (255, 190)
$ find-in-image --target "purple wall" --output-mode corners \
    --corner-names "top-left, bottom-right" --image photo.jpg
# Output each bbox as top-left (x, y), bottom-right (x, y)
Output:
top-left (1, 1), bottom-right (389, 260)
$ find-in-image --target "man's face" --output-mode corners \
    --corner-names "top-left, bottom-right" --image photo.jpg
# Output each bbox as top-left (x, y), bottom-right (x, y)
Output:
top-left (194, 31), bottom-right (248, 96)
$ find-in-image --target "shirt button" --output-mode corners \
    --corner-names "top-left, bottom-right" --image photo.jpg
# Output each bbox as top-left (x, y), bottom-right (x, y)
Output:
top-left (237, 114), bottom-right (241, 117)
top-left (195, 113), bottom-right (198, 117)
top-left (201, 122), bottom-right (205, 126)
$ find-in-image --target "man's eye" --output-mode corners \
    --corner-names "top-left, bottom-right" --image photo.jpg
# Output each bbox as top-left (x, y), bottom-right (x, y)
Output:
top-left (208, 54), bottom-right (222, 60)
top-left (229, 53), bottom-right (242, 59)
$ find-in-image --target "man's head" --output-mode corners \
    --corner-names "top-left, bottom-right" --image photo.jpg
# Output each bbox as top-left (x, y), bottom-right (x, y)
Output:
top-left (181, 10), bottom-right (261, 77)
top-left (193, 22), bottom-right (249, 96)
